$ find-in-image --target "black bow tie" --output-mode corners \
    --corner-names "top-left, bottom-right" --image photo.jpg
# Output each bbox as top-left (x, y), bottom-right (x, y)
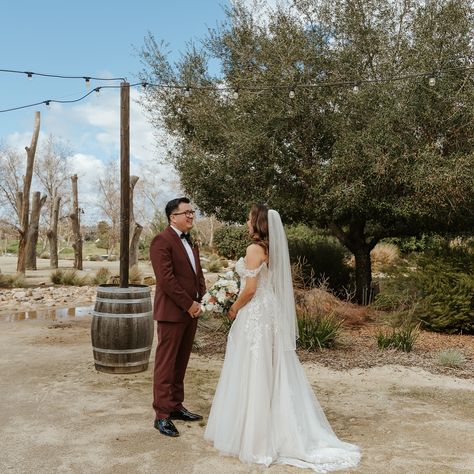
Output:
top-left (180, 232), bottom-right (192, 245)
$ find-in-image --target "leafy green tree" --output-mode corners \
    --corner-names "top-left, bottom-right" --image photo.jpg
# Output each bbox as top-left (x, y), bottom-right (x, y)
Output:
top-left (140, 0), bottom-right (474, 302)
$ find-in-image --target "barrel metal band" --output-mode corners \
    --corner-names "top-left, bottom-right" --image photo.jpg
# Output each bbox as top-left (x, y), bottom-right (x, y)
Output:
top-left (95, 297), bottom-right (150, 304)
top-left (92, 310), bottom-right (152, 319)
top-left (92, 346), bottom-right (152, 354)
top-left (96, 286), bottom-right (150, 294)
top-left (94, 360), bottom-right (149, 367)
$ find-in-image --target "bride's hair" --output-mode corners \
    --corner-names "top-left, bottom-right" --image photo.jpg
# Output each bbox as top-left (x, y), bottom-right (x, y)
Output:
top-left (249, 204), bottom-right (269, 254)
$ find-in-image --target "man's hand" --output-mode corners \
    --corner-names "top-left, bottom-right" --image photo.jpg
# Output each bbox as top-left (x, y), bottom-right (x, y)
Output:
top-left (187, 301), bottom-right (202, 318)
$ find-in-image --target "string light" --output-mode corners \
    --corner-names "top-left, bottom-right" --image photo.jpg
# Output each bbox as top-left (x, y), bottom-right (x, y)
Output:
top-left (94, 87), bottom-right (101, 96)
top-left (45, 100), bottom-right (51, 109)
top-left (27, 72), bottom-right (33, 80)
top-left (84, 77), bottom-right (91, 88)
top-left (0, 65), bottom-right (472, 113)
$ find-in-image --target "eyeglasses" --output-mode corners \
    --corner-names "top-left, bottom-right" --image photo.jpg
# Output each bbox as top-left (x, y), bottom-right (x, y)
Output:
top-left (172, 210), bottom-right (196, 218)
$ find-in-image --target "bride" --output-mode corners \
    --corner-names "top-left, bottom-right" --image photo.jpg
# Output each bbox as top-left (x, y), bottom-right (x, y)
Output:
top-left (204, 204), bottom-right (361, 472)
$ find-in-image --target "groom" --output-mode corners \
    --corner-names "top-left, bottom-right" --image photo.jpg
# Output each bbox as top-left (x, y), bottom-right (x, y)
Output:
top-left (150, 197), bottom-right (206, 437)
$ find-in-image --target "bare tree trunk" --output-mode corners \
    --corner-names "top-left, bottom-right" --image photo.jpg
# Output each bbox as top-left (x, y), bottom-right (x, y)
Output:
top-left (17, 112), bottom-right (41, 275)
top-left (129, 223), bottom-right (143, 268)
top-left (47, 195), bottom-right (61, 268)
top-left (128, 175), bottom-right (141, 268)
top-left (26, 192), bottom-right (47, 270)
top-left (69, 175), bottom-right (83, 270)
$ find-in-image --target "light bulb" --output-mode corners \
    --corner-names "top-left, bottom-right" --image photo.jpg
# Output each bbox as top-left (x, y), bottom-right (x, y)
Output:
top-left (94, 88), bottom-right (100, 96)
top-left (289, 89), bottom-right (295, 99)
top-left (84, 77), bottom-right (91, 88)
top-left (141, 82), bottom-right (147, 89)
top-left (184, 87), bottom-right (191, 98)
top-left (353, 84), bottom-right (359, 93)
top-left (428, 76), bottom-right (436, 87)
top-left (27, 72), bottom-right (33, 80)
top-left (233, 89), bottom-right (239, 100)
top-left (45, 101), bottom-right (51, 109)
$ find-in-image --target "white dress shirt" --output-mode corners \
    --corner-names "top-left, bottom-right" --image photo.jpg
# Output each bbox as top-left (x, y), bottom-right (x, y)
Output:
top-left (171, 225), bottom-right (196, 273)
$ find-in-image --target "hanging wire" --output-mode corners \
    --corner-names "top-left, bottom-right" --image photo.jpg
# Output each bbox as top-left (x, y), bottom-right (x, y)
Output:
top-left (0, 65), bottom-right (472, 113)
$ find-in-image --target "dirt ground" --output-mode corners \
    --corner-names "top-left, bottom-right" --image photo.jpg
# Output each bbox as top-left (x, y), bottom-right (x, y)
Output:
top-left (0, 316), bottom-right (473, 474)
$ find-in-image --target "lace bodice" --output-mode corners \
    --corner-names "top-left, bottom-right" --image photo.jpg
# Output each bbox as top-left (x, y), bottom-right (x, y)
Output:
top-left (235, 257), bottom-right (271, 293)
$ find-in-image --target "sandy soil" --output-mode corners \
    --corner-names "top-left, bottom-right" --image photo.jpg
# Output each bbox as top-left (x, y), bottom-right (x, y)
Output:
top-left (0, 317), bottom-right (473, 474)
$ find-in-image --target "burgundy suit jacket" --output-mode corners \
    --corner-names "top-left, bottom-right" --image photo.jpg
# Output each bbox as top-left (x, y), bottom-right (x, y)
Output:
top-left (150, 226), bottom-right (206, 322)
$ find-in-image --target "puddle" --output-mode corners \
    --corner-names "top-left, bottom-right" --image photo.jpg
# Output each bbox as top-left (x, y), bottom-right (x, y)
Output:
top-left (0, 306), bottom-right (93, 322)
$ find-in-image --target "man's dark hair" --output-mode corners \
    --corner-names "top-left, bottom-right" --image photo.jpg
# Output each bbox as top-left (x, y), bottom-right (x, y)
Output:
top-left (165, 197), bottom-right (190, 223)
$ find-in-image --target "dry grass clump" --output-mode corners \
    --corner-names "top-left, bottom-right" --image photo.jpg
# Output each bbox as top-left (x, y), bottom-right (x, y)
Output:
top-left (92, 267), bottom-right (111, 285)
top-left (347, 242), bottom-right (399, 272)
top-left (0, 273), bottom-right (25, 288)
top-left (371, 243), bottom-right (400, 271)
top-left (294, 286), bottom-right (370, 328)
top-left (50, 269), bottom-right (89, 286)
top-left (129, 265), bottom-right (143, 284)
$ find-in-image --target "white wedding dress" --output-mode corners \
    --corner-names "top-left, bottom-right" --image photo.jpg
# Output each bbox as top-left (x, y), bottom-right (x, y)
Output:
top-left (204, 256), bottom-right (361, 472)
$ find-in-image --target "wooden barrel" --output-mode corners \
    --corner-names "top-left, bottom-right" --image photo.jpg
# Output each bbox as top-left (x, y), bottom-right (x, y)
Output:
top-left (91, 284), bottom-right (154, 374)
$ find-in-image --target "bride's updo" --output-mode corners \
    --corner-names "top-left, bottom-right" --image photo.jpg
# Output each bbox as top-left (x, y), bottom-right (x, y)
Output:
top-left (249, 204), bottom-right (269, 255)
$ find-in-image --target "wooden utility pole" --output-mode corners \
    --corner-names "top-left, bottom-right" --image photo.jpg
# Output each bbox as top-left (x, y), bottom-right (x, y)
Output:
top-left (70, 174), bottom-right (83, 270)
top-left (17, 111), bottom-right (40, 274)
top-left (120, 82), bottom-right (130, 287)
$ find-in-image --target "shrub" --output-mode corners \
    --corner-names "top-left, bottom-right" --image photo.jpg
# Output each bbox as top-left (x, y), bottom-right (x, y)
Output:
top-left (39, 252), bottom-right (50, 259)
top-left (93, 267), bottom-right (111, 285)
top-left (204, 254), bottom-right (223, 273)
top-left (88, 255), bottom-right (101, 262)
top-left (213, 225), bottom-right (250, 260)
top-left (437, 349), bottom-right (466, 368)
top-left (50, 269), bottom-right (88, 286)
top-left (387, 234), bottom-right (445, 254)
top-left (376, 323), bottom-right (420, 352)
top-left (0, 273), bottom-right (25, 288)
top-left (296, 312), bottom-right (343, 350)
top-left (413, 265), bottom-right (474, 334)
top-left (286, 226), bottom-right (351, 293)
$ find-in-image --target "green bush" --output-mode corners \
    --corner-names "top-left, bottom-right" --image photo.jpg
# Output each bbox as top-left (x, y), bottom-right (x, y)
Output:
top-left (286, 225), bottom-right (351, 293)
top-left (213, 225), bottom-right (250, 260)
top-left (296, 312), bottom-right (343, 350)
top-left (387, 234), bottom-right (445, 254)
top-left (413, 264), bottom-right (474, 334)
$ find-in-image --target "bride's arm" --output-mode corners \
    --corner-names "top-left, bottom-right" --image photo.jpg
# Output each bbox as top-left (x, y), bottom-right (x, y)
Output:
top-left (228, 245), bottom-right (263, 320)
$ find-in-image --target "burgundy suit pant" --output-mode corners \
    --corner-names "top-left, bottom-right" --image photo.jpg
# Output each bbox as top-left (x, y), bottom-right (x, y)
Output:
top-left (153, 317), bottom-right (198, 420)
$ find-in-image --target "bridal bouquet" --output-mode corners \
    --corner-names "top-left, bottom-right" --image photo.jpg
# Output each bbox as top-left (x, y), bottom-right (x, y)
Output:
top-left (201, 271), bottom-right (240, 314)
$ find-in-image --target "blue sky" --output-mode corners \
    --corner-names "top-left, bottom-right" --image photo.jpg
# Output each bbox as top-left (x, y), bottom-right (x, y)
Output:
top-left (0, 0), bottom-right (234, 221)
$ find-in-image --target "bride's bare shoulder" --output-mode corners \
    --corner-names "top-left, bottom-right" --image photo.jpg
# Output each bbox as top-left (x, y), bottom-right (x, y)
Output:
top-left (245, 244), bottom-right (266, 266)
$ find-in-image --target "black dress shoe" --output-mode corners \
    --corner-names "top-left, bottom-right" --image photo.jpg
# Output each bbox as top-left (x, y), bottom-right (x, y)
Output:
top-left (154, 418), bottom-right (179, 437)
top-left (170, 407), bottom-right (203, 422)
